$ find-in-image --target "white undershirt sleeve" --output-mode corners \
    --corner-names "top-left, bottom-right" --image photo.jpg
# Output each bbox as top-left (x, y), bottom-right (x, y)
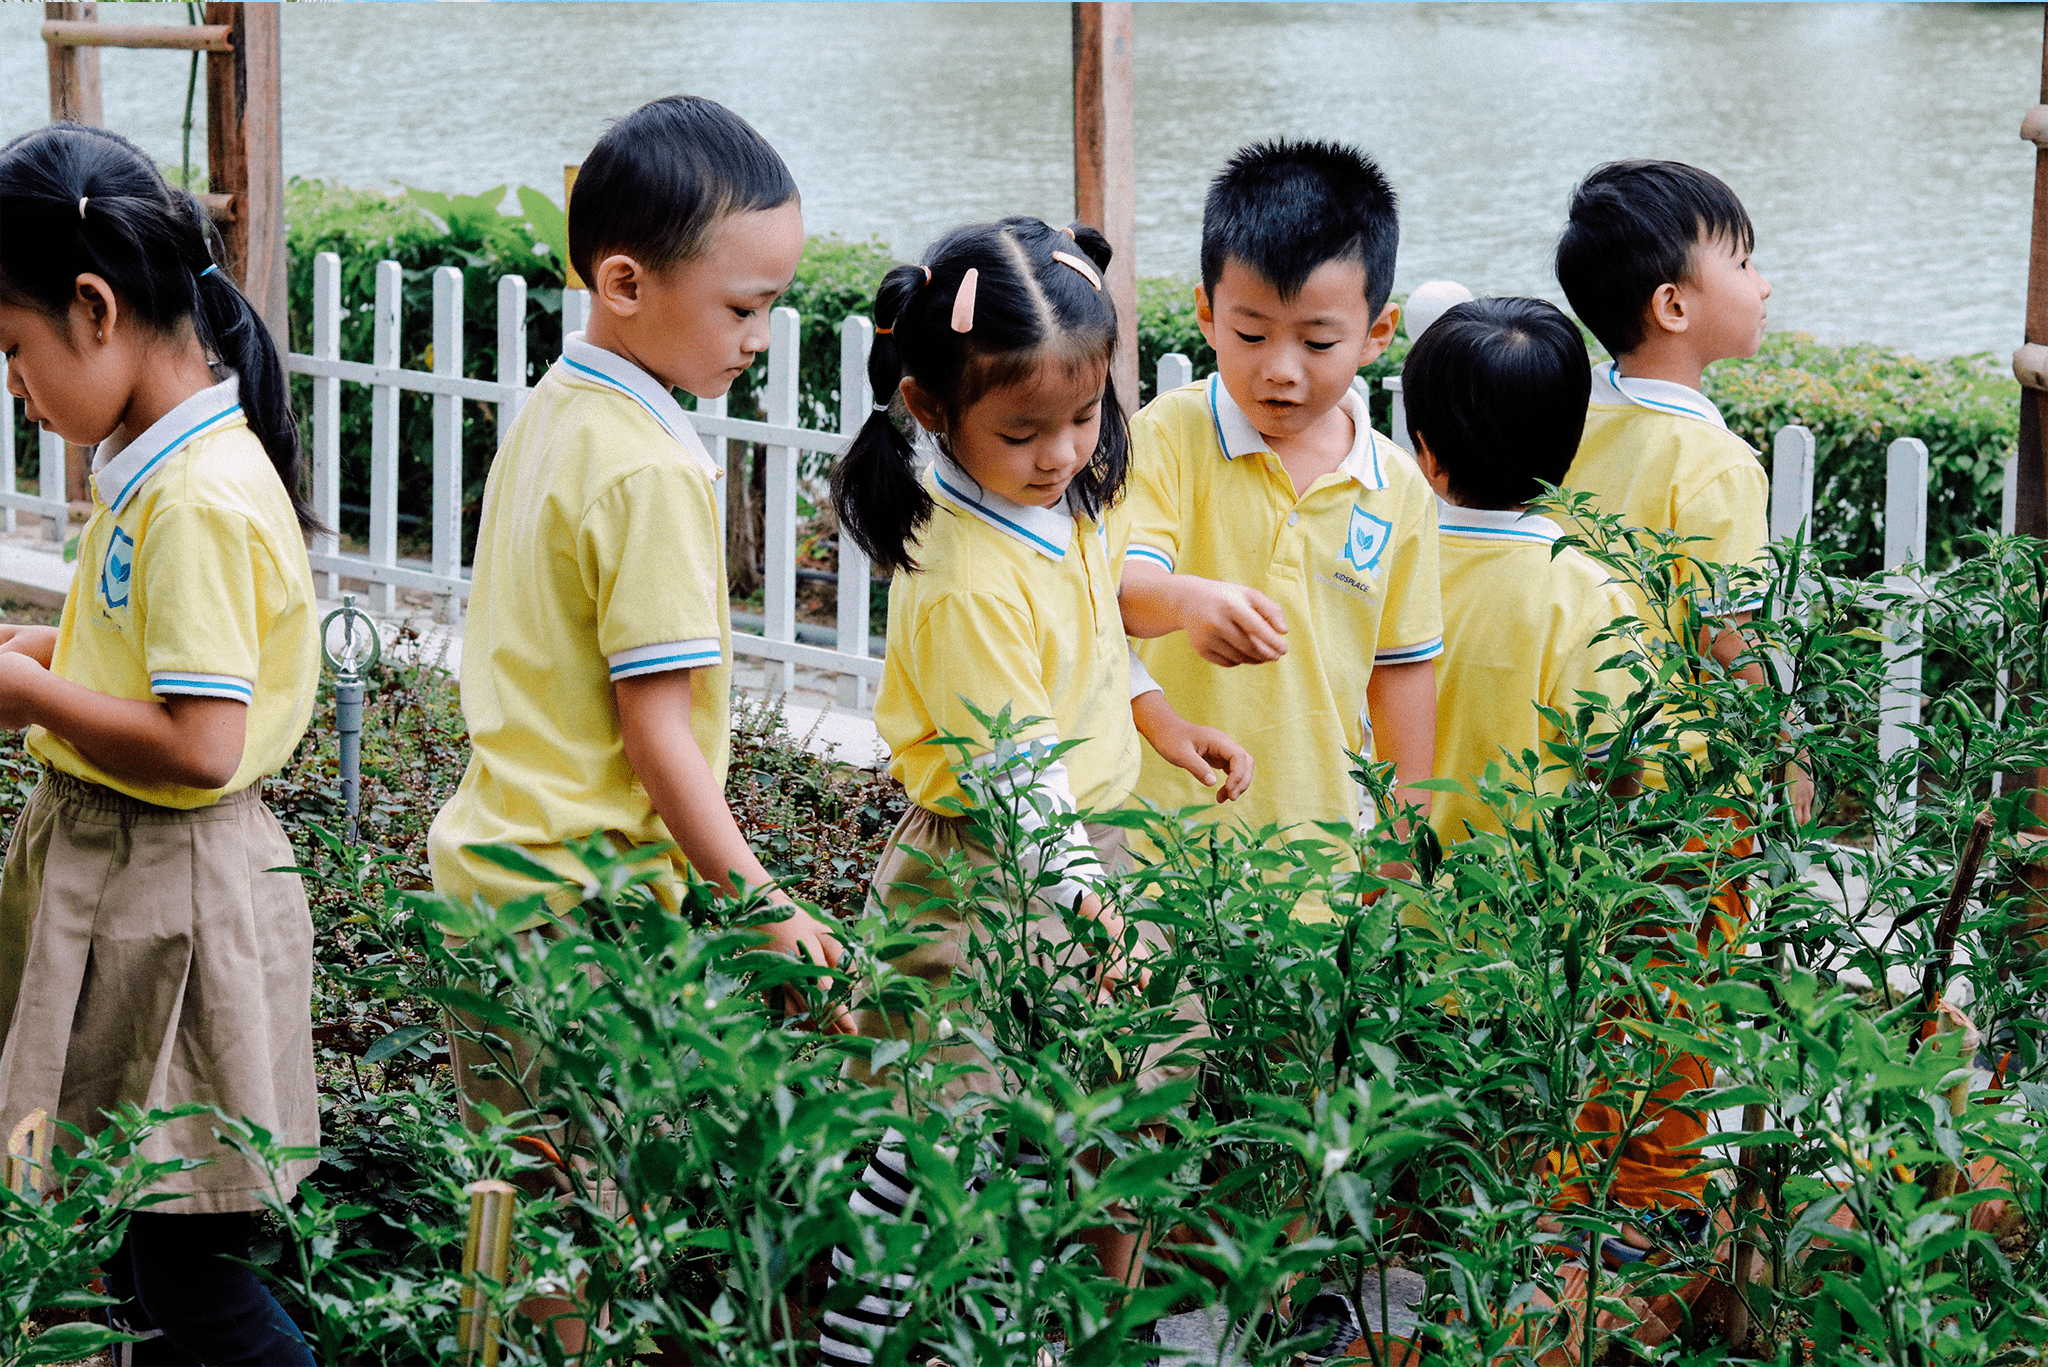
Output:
top-left (967, 737), bottom-right (1108, 911)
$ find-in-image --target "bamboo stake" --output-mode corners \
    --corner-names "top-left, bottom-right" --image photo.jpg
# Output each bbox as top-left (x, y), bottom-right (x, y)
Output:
top-left (458, 1179), bottom-right (517, 1365)
top-left (1914, 807), bottom-right (1997, 1035)
top-left (4, 1108), bottom-right (53, 1200)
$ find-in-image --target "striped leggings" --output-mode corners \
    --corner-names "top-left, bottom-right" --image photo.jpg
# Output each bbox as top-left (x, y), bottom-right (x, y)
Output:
top-left (817, 1134), bottom-right (1048, 1366)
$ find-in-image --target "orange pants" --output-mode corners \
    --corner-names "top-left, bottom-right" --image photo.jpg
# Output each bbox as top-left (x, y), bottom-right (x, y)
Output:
top-left (1553, 812), bottom-right (1752, 1213)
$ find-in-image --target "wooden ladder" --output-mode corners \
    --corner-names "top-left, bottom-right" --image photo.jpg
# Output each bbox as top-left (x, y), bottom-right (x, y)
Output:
top-left (40, 1), bottom-right (284, 507)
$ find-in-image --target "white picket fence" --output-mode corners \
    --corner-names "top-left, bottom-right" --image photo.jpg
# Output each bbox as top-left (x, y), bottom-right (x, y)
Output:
top-left (0, 260), bottom-right (2025, 741)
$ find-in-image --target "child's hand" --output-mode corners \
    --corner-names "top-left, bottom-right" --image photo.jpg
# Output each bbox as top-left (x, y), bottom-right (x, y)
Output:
top-left (1787, 755), bottom-right (1815, 827)
top-left (1132, 690), bottom-right (1255, 801)
top-left (0, 625), bottom-right (56, 668)
top-left (0, 651), bottom-right (48, 730)
top-left (1156, 721), bottom-right (1254, 802)
top-left (1178, 578), bottom-right (1288, 667)
top-left (1075, 891), bottom-right (1149, 1004)
top-left (752, 904), bottom-right (854, 1035)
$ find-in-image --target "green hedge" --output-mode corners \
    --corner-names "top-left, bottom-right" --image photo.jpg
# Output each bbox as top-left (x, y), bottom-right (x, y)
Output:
top-left (1704, 336), bottom-right (2018, 574)
top-left (276, 180), bottom-right (2015, 575)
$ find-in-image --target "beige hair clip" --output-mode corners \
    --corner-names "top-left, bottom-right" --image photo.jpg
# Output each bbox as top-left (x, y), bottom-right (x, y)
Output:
top-left (950, 268), bottom-right (979, 333)
top-left (1051, 251), bottom-right (1102, 290)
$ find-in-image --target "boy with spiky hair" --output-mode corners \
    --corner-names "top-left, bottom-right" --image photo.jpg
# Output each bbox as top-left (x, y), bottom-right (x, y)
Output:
top-left (1549, 158), bottom-right (1805, 1254)
top-left (1120, 139), bottom-right (1442, 863)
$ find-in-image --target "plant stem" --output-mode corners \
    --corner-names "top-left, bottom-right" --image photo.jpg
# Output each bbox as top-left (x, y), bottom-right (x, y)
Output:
top-left (181, 4), bottom-right (200, 190)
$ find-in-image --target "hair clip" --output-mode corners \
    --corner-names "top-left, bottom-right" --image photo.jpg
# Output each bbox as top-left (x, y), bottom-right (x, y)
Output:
top-left (872, 401), bottom-right (892, 413)
top-left (950, 268), bottom-right (979, 333)
top-left (873, 326), bottom-right (892, 336)
top-left (919, 265), bottom-right (932, 285)
top-left (1052, 251), bottom-right (1102, 290)
top-left (77, 196), bottom-right (88, 219)
top-left (1059, 225), bottom-right (1077, 240)
top-left (197, 263), bottom-right (219, 280)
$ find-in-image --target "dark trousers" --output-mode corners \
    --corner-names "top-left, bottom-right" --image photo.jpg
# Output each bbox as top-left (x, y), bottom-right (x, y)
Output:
top-left (104, 1211), bottom-right (313, 1367)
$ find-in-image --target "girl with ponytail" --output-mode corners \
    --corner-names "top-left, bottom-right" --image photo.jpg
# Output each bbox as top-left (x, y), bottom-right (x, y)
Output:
top-left (0, 123), bottom-right (317, 1364)
top-left (820, 218), bottom-right (1252, 1365)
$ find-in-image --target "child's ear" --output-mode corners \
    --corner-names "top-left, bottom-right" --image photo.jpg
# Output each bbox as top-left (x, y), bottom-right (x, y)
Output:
top-left (1193, 284), bottom-right (1217, 349)
top-left (590, 254), bottom-right (646, 318)
top-left (1646, 281), bottom-right (1689, 337)
top-left (70, 272), bottom-right (118, 345)
top-left (899, 376), bottom-right (946, 434)
top-left (1357, 300), bottom-right (1400, 366)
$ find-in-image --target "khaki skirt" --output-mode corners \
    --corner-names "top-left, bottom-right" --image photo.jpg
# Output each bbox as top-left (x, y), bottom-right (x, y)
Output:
top-left (0, 771), bottom-right (317, 1213)
top-left (845, 805), bottom-right (1200, 1111)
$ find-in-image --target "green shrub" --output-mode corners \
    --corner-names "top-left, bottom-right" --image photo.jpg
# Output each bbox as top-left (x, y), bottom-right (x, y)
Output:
top-left (1706, 335), bottom-right (2019, 574)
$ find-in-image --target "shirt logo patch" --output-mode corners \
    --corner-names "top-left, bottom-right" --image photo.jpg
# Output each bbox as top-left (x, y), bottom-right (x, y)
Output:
top-left (1343, 504), bottom-right (1393, 573)
top-left (99, 526), bottom-right (135, 610)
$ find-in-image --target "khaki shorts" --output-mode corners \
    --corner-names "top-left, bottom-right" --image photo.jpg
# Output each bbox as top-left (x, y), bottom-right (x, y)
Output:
top-left (0, 772), bottom-right (317, 1213)
top-left (845, 806), bottom-right (1201, 1112)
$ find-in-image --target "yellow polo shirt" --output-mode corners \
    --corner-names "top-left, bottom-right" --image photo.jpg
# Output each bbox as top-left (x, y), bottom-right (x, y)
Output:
top-left (1430, 503), bottom-right (1638, 843)
top-left (1563, 363), bottom-right (1769, 777)
top-left (1126, 376), bottom-right (1442, 837)
top-left (876, 454), bottom-right (1140, 818)
top-left (428, 334), bottom-right (730, 915)
top-left (29, 377), bottom-right (318, 809)
top-left (1564, 363), bottom-right (1768, 629)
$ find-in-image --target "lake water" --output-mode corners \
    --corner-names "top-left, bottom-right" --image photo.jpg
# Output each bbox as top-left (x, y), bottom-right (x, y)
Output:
top-left (0, 2), bottom-right (2037, 358)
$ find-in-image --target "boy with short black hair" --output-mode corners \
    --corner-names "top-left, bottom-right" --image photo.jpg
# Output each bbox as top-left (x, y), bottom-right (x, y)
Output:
top-left (1120, 139), bottom-right (1441, 855)
top-left (431, 94), bottom-right (847, 1129)
top-left (1554, 159), bottom-right (1781, 738)
top-left (1549, 158), bottom-right (1800, 1244)
top-left (1406, 296), bottom-right (1637, 844)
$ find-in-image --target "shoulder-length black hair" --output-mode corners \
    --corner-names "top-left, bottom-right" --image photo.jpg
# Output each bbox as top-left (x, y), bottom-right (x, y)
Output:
top-left (829, 216), bottom-right (1128, 574)
top-left (0, 122), bottom-right (318, 531)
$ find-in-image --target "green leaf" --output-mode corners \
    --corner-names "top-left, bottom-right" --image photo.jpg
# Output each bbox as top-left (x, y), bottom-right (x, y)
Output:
top-left (362, 1022), bottom-right (438, 1064)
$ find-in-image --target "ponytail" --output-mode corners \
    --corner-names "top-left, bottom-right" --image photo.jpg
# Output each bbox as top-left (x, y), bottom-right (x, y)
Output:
top-left (829, 218), bottom-right (1129, 575)
top-left (0, 123), bottom-right (320, 532)
top-left (831, 263), bottom-right (935, 574)
top-left (184, 198), bottom-right (318, 532)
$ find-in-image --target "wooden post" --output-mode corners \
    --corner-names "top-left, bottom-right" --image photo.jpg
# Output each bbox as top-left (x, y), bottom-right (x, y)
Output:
top-left (205, 1), bottom-right (287, 345)
top-left (2013, 12), bottom-right (2048, 826)
top-left (46, 3), bottom-right (99, 510)
top-left (1072, 2), bottom-right (1138, 412)
top-left (44, 2), bottom-right (101, 124)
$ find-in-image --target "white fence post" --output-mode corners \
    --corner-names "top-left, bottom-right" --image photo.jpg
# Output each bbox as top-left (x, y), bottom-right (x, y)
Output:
top-left (836, 316), bottom-right (874, 710)
top-left (562, 288), bottom-right (590, 340)
top-left (311, 252), bottom-right (342, 598)
top-left (37, 432), bottom-right (63, 543)
top-left (1383, 375), bottom-right (1409, 451)
top-left (367, 260), bottom-right (402, 614)
top-left (1769, 425), bottom-right (1816, 544)
top-left (1157, 352), bottom-right (1193, 397)
top-left (430, 268), bottom-right (464, 622)
top-left (761, 307), bottom-right (801, 697)
top-left (0, 356), bottom-right (14, 537)
top-left (496, 273), bottom-right (527, 444)
top-left (2002, 454), bottom-right (2020, 538)
top-left (699, 392), bottom-right (729, 541)
top-left (1879, 436), bottom-right (1929, 816)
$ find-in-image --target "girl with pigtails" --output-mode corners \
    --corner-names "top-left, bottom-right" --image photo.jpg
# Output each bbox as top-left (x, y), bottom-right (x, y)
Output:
top-left (820, 217), bottom-right (1251, 1366)
top-left (0, 124), bottom-right (318, 1364)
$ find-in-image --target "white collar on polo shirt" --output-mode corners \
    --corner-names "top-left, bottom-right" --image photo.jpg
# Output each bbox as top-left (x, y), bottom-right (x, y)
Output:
top-left (1590, 360), bottom-right (1727, 432)
top-left (1203, 372), bottom-right (1388, 490)
top-left (1434, 497), bottom-right (1564, 545)
top-left (929, 451), bottom-right (1078, 563)
top-left (558, 332), bottom-right (721, 477)
top-left (91, 374), bottom-right (243, 514)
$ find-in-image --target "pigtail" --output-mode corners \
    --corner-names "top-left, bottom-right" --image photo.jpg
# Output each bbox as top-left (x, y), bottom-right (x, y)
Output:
top-left (830, 263), bottom-right (934, 574)
top-left (180, 196), bottom-right (320, 533)
top-left (1058, 222), bottom-right (1130, 519)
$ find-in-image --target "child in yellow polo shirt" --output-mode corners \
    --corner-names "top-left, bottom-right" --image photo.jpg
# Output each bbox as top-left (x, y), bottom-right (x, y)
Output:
top-left (0, 125), bottom-right (318, 1363)
top-left (822, 217), bottom-right (1251, 1367)
top-left (426, 101), bottom-right (849, 1301)
top-left (1554, 158), bottom-right (1809, 820)
top-left (1120, 139), bottom-right (1442, 856)
top-left (1408, 297), bottom-right (1637, 843)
